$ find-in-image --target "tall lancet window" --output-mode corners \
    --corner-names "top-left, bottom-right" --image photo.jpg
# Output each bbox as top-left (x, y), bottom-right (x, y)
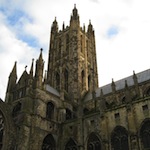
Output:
top-left (64, 69), bottom-right (69, 92)
top-left (88, 75), bottom-right (91, 91)
top-left (66, 34), bottom-right (69, 52)
top-left (46, 102), bottom-right (54, 120)
top-left (56, 72), bottom-right (60, 91)
top-left (58, 38), bottom-right (61, 59)
top-left (80, 35), bottom-right (83, 53)
top-left (81, 70), bottom-right (84, 91)
top-left (0, 111), bottom-right (4, 149)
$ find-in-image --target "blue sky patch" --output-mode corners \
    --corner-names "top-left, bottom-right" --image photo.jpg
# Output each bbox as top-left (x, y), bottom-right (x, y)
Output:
top-left (0, 5), bottom-right (37, 48)
top-left (19, 34), bottom-right (39, 48)
top-left (0, 5), bottom-right (33, 26)
top-left (8, 9), bottom-right (25, 26)
top-left (8, 9), bottom-right (33, 26)
top-left (107, 26), bottom-right (119, 38)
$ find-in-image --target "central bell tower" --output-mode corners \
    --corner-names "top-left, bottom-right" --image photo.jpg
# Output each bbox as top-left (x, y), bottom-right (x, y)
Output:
top-left (47, 5), bottom-right (98, 102)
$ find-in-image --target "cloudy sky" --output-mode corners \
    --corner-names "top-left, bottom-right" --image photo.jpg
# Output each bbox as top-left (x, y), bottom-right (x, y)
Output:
top-left (0, 0), bottom-right (150, 100)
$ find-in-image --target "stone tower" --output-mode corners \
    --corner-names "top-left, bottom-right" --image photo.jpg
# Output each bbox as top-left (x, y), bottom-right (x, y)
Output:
top-left (47, 5), bottom-right (98, 102)
top-left (1, 4), bottom-right (150, 150)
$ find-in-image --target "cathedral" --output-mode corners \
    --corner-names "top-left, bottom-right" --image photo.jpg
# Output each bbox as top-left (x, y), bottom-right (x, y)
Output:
top-left (0, 5), bottom-right (150, 150)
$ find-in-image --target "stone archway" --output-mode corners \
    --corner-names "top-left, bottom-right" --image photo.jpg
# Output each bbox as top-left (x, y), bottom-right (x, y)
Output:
top-left (111, 126), bottom-right (129, 150)
top-left (87, 132), bottom-right (101, 150)
top-left (65, 138), bottom-right (78, 150)
top-left (42, 134), bottom-right (56, 150)
top-left (140, 119), bottom-right (150, 149)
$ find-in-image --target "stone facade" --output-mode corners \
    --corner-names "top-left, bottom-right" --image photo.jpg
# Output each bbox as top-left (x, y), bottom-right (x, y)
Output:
top-left (0, 5), bottom-right (150, 150)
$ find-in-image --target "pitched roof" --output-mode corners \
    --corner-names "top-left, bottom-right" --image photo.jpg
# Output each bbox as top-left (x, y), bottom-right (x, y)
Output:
top-left (84, 69), bottom-right (150, 101)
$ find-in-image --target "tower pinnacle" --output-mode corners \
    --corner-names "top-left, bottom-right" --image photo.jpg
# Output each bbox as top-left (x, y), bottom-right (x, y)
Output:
top-left (70, 5), bottom-right (80, 26)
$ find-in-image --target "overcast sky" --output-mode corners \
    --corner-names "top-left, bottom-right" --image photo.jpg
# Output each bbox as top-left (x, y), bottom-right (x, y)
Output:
top-left (0, 0), bottom-right (150, 100)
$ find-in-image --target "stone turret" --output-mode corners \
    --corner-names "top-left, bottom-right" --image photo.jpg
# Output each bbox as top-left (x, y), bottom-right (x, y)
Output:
top-left (29, 59), bottom-right (34, 77)
top-left (47, 5), bottom-right (98, 103)
top-left (70, 4), bottom-right (80, 28)
top-left (133, 70), bottom-right (140, 96)
top-left (34, 49), bottom-right (44, 89)
top-left (5, 62), bottom-right (17, 103)
top-left (111, 78), bottom-right (116, 93)
top-left (51, 17), bottom-right (58, 33)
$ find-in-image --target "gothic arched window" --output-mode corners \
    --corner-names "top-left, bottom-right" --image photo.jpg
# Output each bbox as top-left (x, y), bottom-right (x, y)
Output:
top-left (42, 134), bottom-right (56, 150)
top-left (0, 111), bottom-right (4, 149)
top-left (65, 138), bottom-right (78, 150)
top-left (12, 102), bottom-right (21, 117)
top-left (58, 38), bottom-right (61, 58)
top-left (66, 108), bottom-right (72, 120)
top-left (80, 35), bottom-right (83, 53)
top-left (140, 120), bottom-right (150, 149)
top-left (56, 72), bottom-right (60, 91)
top-left (87, 133), bottom-right (101, 150)
top-left (46, 102), bottom-right (54, 120)
top-left (66, 34), bottom-right (69, 52)
top-left (81, 70), bottom-right (84, 91)
top-left (111, 126), bottom-right (129, 150)
top-left (88, 75), bottom-right (91, 90)
top-left (64, 69), bottom-right (69, 92)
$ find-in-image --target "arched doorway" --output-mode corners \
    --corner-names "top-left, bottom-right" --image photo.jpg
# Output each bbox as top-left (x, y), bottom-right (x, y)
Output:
top-left (42, 134), bottom-right (56, 150)
top-left (140, 119), bottom-right (150, 149)
top-left (65, 138), bottom-right (78, 150)
top-left (87, 133), bottom-right (101, 150)
top-left (111, 126), bottom-right (129, 150)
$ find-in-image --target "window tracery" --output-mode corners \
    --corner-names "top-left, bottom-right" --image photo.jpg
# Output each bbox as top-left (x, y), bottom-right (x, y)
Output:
top-left (65, 138), bottom-right (78, 150)
top-left (111, 126), bottom-right (129, 150)
top-left (87, 133), bottom-right (101, 150)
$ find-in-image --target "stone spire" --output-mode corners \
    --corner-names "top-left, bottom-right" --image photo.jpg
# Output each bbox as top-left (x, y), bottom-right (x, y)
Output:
top-left (5, 61), bottom-right (17, 103)
top-left (111, 78), bottom-right (116, 93)
top-left (62, 21), bottom-right (65, 30)
top-left (10, 61), bottom-right (17, 78)
top-left (72, 4), bottom-right (79, 20)
top-left (70, 4), bottom-right (80, 28)
top-left (125, 80), bottom-right (129, 89)
top-left (133, 70), bottom-right (138, 85)
top-left (34, 48), bottom-right (44, 88)
top-left (51, 17), bottom-right (58, 33)
top-left (30, 59), bottom-right (34, 76)
top-left (87, 20), bottom-right (94, 35)
top-left (133, 70), bottom-right (140, 96)
top-left (100, 89), bottom-right (104, 98)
